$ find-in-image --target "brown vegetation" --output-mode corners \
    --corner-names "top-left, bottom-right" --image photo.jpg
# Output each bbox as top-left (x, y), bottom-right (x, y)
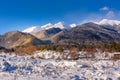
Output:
top-left (14, 45), bottom-right (37, 55)
top-left (113, 54), bottom-right (120, 60)
top-left (9, 41), bottom-right (120, 58)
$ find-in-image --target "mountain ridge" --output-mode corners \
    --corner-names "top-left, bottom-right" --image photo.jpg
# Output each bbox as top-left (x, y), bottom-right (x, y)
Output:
top-left (0, 31), bottom-right (46, 48)
top-left (23, 22), bottom-right (66, 33)
top-left (1, 19), bottom-right (120, 48)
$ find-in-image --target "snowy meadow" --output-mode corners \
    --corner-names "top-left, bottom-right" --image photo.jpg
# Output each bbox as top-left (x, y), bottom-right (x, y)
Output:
top-left (0, 51), bottom-right (120, 80)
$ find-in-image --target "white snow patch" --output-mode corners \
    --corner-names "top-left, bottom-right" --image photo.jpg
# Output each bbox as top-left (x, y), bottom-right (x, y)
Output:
top-left (98, 19), bottom-right (120, 26)
top-left (23, 26), bottom-right (37, 33)
top-left (0, 52), bottom-right (119, 80)
top-left (22, 22), bottom-right (65, 33)
top-left (70, 24), bottom-right (77, 28)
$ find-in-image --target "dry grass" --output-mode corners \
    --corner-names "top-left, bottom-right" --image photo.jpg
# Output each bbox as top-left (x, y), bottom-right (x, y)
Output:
top-left (14, 45), bottom-right (37, 56)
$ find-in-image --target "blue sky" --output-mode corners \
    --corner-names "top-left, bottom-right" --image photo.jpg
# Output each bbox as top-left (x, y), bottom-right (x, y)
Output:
top-left (0, 0), bottom-right (120, 34)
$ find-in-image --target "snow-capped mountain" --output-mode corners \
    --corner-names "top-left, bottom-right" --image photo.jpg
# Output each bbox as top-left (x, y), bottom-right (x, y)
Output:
top-left (1, 19), bottom-right (120, 48)
top-left (41, 22), bottom-right (65, 30)
top-left (97, 19), bottom-right (120, 33)
top-left (23, 26), bottom-right (40, 33)
top-left (41, 23), bottom-right (53, 29)
top-left (98, 19), bottom-right (120, 26)
top-left (52, 22), bottom-right (65, 29)
top-left (70, 24), bottom-right (77, 28)
top-left (23, 22), bottom-right (65, 33)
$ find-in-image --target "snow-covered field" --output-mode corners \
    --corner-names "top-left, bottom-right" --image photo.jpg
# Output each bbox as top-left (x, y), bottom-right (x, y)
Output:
top-left (0, 52), bottom-right (120, 80)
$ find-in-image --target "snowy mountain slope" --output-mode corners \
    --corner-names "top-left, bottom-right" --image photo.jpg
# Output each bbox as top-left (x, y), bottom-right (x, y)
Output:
top-left (33, 28), bottom-right (62, 40)
top-left (97, 19), bottom-right (120, 33)
top-left (51, 22), bottom-right (120, 45)
top-left (98, 19), bottom-right (120, 26)
top-left (23, 22), bottom-right (65, 33)
top-left (70, 24), bottom-right (77, 28)
top-left (23, 26), bottom-right (38, 33)
top-left (23, 19), bottom-right (120, 34)
top-left (53, 22), bottom-right (65, 29)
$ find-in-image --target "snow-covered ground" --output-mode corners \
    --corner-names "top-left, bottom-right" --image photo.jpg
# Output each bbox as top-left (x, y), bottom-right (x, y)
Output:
top-left (0, 52), bottom-right (120, 80)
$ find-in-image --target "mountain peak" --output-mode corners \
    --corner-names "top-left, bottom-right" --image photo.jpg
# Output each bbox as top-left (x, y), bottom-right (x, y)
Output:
top-left (54, 22), bottom-right (65, 29)
top-left (41, 22), bottom-right (65, 30)
top-left (23, 22), bottom-right (65, 33)
top-left (41, 23), bottom-right (53, 29)
top-left (23, 26), bottom-right (38, 33)
top-left (98, 19), bottom-right (120, 26)
top-left (70, 24), bottom-right (77, 28)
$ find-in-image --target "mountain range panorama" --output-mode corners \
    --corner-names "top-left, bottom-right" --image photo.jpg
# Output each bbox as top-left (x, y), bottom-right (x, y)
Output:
top-left (1, 19), bottom-right (120, 49)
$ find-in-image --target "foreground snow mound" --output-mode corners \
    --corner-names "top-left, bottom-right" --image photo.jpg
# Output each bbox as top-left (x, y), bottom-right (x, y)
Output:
top-left (0, 53), bottom-right (120, 80)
